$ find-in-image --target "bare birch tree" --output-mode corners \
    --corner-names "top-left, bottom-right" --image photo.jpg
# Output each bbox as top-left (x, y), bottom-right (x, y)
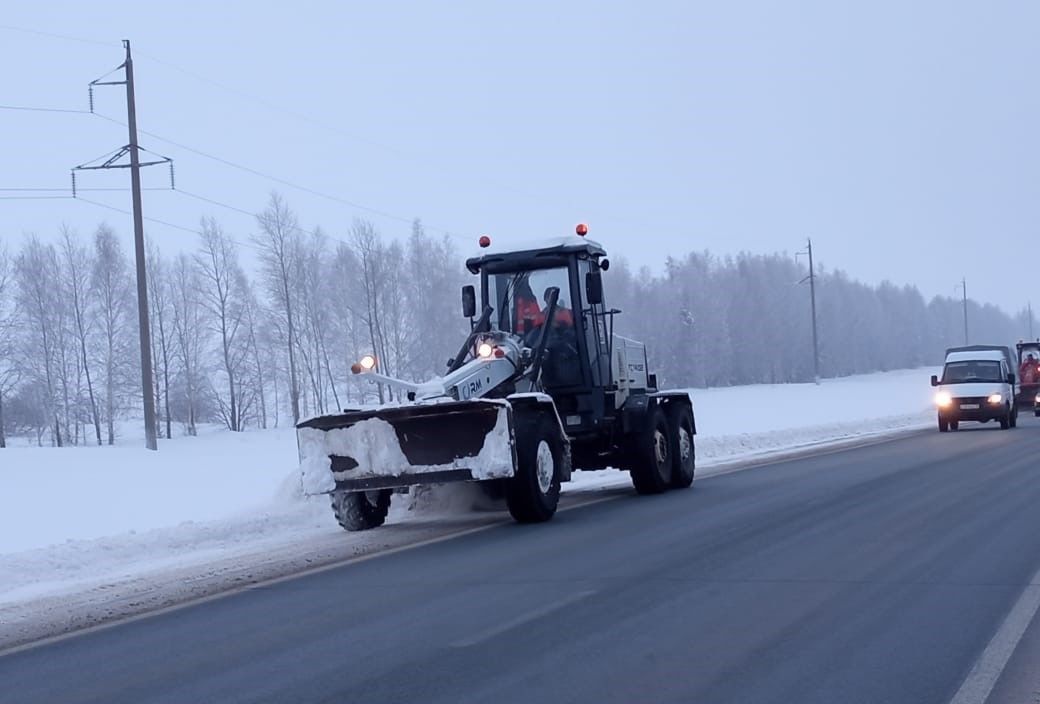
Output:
top-left (241, 284), bottom-right (269, 429)
top-left (196, 219), bottom-right (251, 431)
top-left (295, 229), bottom-right (342, 415)
top-left (0, 244), bottom-right (18, 448)
top-left (403, 221), bottom-right (467, 380)
top-left (15, 236), bottom-right (63, 446)
top-left (61, 228), bottom-right (103, 446)
top-left (170, 253), bottom-right (206, 436)
top-left (328, 242), bottom-right (366, 405)
top-left (350, 219), bottom-right (390, 402)
top-left (255, 193), bottom-right (303, 423)
top-left (147, 245), bottom-right (175, 440)
top-left (91, 225), bottom-right (135, 445)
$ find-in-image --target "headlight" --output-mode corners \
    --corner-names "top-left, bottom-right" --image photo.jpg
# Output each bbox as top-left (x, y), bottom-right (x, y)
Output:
top-left (477, 341), bottom-right (494, 358)
top-left (987, 393), bottom-right (1003, 404)
top-left (351, 354), bottom-right (378, 374)
top-left (1035, 393), bottom-right (1040, 404)
top-left (934, 391), bottom-right (952, 407)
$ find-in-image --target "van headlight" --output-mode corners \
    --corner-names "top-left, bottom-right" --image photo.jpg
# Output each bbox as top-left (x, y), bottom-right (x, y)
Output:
top-left (934, 391), bottom-right (952, 407)
top-left (987, 393), bottom-right (1003, 405)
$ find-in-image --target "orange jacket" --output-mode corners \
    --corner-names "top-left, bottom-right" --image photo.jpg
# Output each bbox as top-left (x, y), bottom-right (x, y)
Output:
top-left (553, 307), bottom-right (574, 326)
top-left (516, 298), bottom-right (545, 331)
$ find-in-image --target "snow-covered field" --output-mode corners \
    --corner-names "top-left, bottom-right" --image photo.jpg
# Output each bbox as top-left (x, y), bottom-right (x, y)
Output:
top-left (0, 368), bottom-right (935, 647)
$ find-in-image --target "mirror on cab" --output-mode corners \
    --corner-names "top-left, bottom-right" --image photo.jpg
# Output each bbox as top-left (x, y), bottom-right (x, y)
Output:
top-left (930, 375), bottom-right (939, 387)
top-left (461, 285), bottom-right (476, 318)
top-left (1008, 372), bottom-right (1016, 385)
top-left (586, 269), bottom-right (603, 305)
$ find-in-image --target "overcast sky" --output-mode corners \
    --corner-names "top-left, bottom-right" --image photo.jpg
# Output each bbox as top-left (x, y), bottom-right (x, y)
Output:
top-left (2, 1), bottom-right (1038, 313)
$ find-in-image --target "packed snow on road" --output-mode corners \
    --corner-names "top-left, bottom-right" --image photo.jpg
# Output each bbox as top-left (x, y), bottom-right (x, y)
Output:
top-left (0, 368), bottom-right (934, 644)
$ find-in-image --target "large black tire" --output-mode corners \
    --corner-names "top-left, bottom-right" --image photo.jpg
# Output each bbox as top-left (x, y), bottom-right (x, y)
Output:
top-left (1010, 408), bottom-right (1018, 428)
top-left (938, 416), bottom-right (949, 433)
top-left (506, 416), bottom-right (565, 523)
top-left (668, 405), bottom-right (696, 489)
top-left (630, 406), bottom-right (672, 495)
top-left (331, 490), bottom-right (392, 531)
top-left (1000, 411), bottom-right (1011, 430)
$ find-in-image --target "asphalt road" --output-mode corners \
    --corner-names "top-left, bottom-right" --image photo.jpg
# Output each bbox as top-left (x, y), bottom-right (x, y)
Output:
top-left (4, 418), bottom-right (1040, 704)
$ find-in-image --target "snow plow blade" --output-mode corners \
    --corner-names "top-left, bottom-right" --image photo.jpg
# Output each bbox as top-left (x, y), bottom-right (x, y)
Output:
top-left (296, 401), bottom-right (517, 495)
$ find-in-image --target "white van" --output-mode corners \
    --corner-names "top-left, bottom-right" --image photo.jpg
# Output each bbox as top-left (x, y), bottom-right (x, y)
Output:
top-left (931, 349), bottom-right (1017, 432)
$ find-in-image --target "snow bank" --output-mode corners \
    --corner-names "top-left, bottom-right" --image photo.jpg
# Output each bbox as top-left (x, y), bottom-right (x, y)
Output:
top-left (0, 368), bottom-right (935, 632)
top-left (0, 426), bottom-right (300, 554)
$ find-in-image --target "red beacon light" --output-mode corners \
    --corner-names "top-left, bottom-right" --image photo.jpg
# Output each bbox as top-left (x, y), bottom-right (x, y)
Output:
top-left (478, 235), bottom-right (491, 248)
top-left (576, 223), bottom-right (589, 237)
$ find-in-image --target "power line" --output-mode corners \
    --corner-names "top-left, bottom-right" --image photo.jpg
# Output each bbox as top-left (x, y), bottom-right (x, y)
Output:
top-left (3, 34), bottom-right (460, 238)
top-left (75, 195), bottom-right (200, 236)
top-left (133, 49), bottom-right (402, 157)
top-left (0, 187), bottom-right (169, 193)
top-left (91, 113), bottom-right (457, 236)
top-left (4, 29), bottom-right (629, 234)
top-left (0, 195), bottom-right (75, 201)
top-left (76, 192), bottom-right (268, 255)
top-left (173, 189), bottom-right (343, 252)
top-left (0, 104), bottom-right (91, 114)
top-left (129, 48), bottom-right (567, 210)
top-left (0, 23), bottom-right (118, 48)
top-left (176, 188), bottom-right (258, 219)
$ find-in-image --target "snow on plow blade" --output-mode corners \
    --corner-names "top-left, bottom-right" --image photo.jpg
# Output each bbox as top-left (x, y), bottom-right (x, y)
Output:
top-left (296, 400), bottom-right (516, 495)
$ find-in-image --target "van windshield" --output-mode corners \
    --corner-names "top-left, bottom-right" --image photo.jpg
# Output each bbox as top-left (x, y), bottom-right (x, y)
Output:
top-left (941, 360), bottom-right (1004, 384)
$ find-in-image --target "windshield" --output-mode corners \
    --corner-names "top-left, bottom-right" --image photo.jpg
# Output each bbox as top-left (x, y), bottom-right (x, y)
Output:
top-left (941, 360), bottom-right (1004, 384)
top-left (486, 267), bottom-right (573, 336)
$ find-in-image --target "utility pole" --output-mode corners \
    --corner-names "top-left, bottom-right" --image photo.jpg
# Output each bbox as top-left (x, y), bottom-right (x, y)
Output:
top-left (961, 278), bottom-right (969, 345)
top-left (797, 239), bottom-right (821, 384)
top-left (73, 40), bottom-right (171, 451)
top-left (124, 41), bottom-right (157, 451)
top-left (808, 239), bottom-right (820, 384)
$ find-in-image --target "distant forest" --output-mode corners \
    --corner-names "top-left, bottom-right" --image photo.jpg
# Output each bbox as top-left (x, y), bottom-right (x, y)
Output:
top-left (609, 252), bottom-right (1030, 388)
top-left (0, 194), bottom-right (1030, 446)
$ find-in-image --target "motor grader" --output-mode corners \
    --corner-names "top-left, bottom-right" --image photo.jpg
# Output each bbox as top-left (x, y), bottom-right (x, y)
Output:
top-left (296, 225), bottom-right (696, 530)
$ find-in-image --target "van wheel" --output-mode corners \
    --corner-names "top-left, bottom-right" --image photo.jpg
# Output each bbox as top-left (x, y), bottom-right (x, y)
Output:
top-left (1010, 408), bottom-right (1018, 427)
top-left (1000, 412), bottom-right (1010, 430)
top-left (938, 416), bottom-right (949, 433)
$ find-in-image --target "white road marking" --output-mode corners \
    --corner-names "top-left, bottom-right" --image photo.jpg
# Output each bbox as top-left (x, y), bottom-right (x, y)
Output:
top-left (948, 564), bottom-right (1040, 704)
top-left (450, 589), bottom-right (597, 648)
